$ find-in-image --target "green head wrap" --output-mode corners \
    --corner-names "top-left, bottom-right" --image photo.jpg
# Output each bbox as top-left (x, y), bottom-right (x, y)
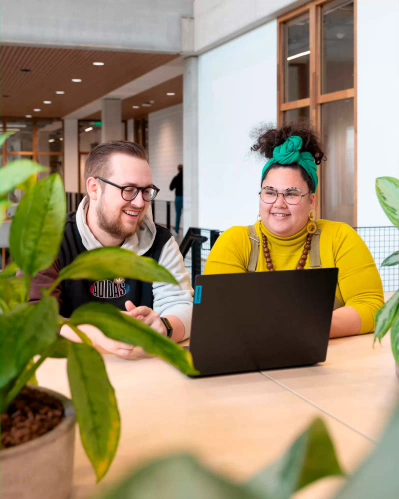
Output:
top-left (261, 135), bottom-right (319, 190)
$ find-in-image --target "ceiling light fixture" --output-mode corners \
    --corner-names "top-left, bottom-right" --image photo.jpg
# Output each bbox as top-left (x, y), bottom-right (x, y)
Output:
top-left (132, 105), bottom-right (140, 109)
top-left (25, 115), bottom-right (32, 118)
top-left (287, 50), bottom-right (310, 61)
top-left (49, 139), bottom-right (55, 143)
top-left (60, 138), bottom-right (63, 141)
top-left (72, 78), bottom-right (82, 83)
top-left (33, 108), bottom-right (41, 112)
top-left (85, 127), bottom-right (93, 132)
top-left (166, 92), bottom-right (175, 96)
top-left (56, 91), bottom-right (65, 95)
top-left (142, 103), bottom-right (151, 107)
top-left (93, 62), bottom-right (105, 66)
top-left (43, 100), bottom-right (52, 104)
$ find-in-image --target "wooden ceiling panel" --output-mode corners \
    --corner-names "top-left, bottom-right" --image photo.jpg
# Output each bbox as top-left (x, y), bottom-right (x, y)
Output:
top-left (0, 46), bottom-right (177, 118)
top-left (85, 75), bottom-right (183, 121)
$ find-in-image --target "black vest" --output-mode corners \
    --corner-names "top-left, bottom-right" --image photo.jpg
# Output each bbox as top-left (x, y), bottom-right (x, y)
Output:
top-left (59, 212), bottom-right (172, 318)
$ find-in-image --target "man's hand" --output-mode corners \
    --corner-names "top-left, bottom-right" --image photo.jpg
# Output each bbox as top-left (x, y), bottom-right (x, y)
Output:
top-left (60, 323), bottom-right (135, 358)
top-left (124, 300), bottom-right (167, 336)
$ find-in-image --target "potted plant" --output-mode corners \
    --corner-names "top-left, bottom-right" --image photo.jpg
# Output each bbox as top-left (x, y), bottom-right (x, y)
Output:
top-left (374, 176), bottom-right (399, 377)
top-left (0, 134), bottom-right (197, 499)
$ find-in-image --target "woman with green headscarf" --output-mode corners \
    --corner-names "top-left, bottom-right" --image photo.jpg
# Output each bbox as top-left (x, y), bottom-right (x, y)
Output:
top-left (205, 122), bottom-right (384, 338)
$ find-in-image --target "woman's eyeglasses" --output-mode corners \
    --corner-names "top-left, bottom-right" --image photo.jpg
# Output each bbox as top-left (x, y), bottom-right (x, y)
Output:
top-left (259, 187), bottom-right (311, 205)
top-left (95, 177), bottom-right (160, 202)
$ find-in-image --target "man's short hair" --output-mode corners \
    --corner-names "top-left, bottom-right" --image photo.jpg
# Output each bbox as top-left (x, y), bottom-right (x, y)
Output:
top-left (84, 140), bottom-right (149, 183)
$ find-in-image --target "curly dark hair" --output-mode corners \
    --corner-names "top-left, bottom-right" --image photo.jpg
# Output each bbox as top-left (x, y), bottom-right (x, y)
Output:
top-left (251, 121), bottom-right (325, 191)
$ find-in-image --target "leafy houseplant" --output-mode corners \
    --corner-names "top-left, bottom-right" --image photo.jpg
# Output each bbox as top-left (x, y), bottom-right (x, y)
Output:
top-left (0, 134), bottom-right (197, 496)
top-left (374, 176), bottom-right (399, 376)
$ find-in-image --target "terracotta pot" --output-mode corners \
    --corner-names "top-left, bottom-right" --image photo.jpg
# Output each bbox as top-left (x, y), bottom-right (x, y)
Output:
top-left (0, 387), bottom-right (76, 499)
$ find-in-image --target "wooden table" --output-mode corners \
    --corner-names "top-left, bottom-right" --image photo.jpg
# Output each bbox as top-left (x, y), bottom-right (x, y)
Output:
top-left (37, 334), bottom-right (397, 499)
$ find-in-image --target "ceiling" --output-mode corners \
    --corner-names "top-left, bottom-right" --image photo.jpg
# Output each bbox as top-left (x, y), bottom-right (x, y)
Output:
top-left (0, 45), bottom-right (183, 119)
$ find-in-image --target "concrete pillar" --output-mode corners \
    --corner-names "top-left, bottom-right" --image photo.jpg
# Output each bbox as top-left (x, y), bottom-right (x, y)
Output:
top-left (101, 98), bottom-right (122, 142)
top-left (63, 119), bottom-right (79, 193)
top-left (183, 56), bottom-right (199, 229)
top-left (127, 119), bottom-right (135, 142)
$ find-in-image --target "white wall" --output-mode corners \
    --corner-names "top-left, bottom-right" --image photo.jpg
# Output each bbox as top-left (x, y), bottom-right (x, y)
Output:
top-left (357, 0), bottom-right (399, 227)
top-left (1, 0), bottom-right (193, 53)
top-left (148, 104), bottom-right (183, 203)
top-left (194, 0), bottom-right (303, 53)
top-left (198, 21), bottom-right (278, 230)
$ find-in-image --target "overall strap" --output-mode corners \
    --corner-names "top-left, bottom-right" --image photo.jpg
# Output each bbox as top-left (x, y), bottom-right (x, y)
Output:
top-left (247, 224), bottom-right (260, 272)
top-left (309, 228), bottom-right (343, 310)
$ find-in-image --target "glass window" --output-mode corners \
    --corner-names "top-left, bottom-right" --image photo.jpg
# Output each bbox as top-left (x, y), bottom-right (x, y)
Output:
top-left (322, 1), bottom-right (354, 94)
top-left (38, 120), bottom-right (63, 153)
top-left (6, 120), bottom-right (34, 152)
top-left (38, 155), bottom-right (64, 179)
top-left (285, 14), bottom-right (310, 102)
top-left (321, 99), bottom-right (354, 226)
top-left (284, 107), bottom-right (310, 123)
top-left (79, 121), bottom-right (101, 153)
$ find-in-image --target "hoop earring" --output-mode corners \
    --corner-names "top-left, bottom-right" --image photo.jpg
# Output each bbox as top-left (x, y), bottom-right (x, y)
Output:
top-left (307, 209), bottom-right (317, 234)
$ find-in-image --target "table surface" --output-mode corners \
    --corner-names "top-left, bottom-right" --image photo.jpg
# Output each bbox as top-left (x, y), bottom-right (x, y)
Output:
top-left (37, 333), bottom-right (397, 499)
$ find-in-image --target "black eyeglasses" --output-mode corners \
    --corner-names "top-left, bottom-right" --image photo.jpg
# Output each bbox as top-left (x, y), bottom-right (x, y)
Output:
top-left (95, 177), bottom-right (160, 202)
top-left (259, 187), bottom-right (311, 205)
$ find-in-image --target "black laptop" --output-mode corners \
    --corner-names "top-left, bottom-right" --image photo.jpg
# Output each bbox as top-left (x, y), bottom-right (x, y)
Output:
top-left (188, 268), bottom-right (338, 377)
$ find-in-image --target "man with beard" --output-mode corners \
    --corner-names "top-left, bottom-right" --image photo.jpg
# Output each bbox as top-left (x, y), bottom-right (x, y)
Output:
top-left (29, 141), bottom-right (193, 358)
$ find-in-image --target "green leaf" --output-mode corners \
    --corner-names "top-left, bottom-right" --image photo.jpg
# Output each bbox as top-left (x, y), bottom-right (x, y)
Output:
top-left (0, 197), bottom-right (11, 225)
top-left (335, 405), bottom-right (399, 498)
top-left (67, 342), bottom-right (120, 482)
top-left (376, 177), bottom-right (399, 228)
top-left (0, 261), bottom-right (19, 277)
top-left (374, 291), bottom-right (399, 343)
top-left (0, 132), bottom-right (14, 150)
top-left (69, 302), bottom-right (198, 376)
top-left (246, 418), bottom-right (344, 499)
top-left (51, 247), bottom-right (178, 292)
top-left (9, 174), bottom-right (66, 277)
top-left (390, 313), bottom-right (399, 365)
top-left (98, 454), bottom-right (261, 499)
top-left (48, 337), bottom-right (69, 358)
top-left (382, 251), bottom-right (399, 267)
top-left (0, 159), bottom-right (47, 197)
top-left (0, 276), bottom-right (27, 312)
top-left (0, 296), bottom-right (59, 411)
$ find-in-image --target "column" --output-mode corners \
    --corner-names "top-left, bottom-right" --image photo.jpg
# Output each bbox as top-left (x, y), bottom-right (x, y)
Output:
top-left (101, 98), bottom-right (122, 142)
top-left (127, 119), bottom-right (135, 142)
top-left (63, 119), bottom-right (79, 193)
top-left (183, 56), bottom-right (199, 229)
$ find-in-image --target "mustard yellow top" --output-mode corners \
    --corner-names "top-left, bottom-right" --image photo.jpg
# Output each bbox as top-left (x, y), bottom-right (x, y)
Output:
top-left (204, 220), bottom-right (384, 334)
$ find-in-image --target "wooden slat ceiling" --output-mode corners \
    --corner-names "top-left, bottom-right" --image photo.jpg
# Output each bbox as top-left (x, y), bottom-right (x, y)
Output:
top-left (0, 46), bottom-right (179, 118)
top-left (85, 75), bottom-right (183, 121)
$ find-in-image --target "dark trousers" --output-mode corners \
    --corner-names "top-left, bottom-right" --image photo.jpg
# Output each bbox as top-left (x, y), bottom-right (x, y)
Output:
top-left (175, 196), bottom-right (183, 233)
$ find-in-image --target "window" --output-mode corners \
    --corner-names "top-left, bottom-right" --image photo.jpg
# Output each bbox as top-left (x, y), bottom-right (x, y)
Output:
top-left (279, 0), bottom-right (356, 225)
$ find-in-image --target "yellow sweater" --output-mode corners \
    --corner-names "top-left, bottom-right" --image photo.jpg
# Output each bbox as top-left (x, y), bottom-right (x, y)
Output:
top-left (204, 220), bottom-right (384, 334)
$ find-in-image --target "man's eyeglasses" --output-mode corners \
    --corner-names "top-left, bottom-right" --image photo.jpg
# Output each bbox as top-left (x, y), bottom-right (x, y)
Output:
top-left (259, 187), bottom-right (311, 205)
top-left (95, 177), bottom-right (160, 202)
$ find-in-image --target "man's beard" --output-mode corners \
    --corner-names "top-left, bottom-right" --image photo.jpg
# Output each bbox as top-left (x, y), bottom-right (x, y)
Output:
top-left (96, 203), bottom-right (142, 241)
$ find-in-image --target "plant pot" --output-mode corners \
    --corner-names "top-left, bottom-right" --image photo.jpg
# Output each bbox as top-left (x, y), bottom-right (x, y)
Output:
top-left (0, 387), bottom-right (76, 499)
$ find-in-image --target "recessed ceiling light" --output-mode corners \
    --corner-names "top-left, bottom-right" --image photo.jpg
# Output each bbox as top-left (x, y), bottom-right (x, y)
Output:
top-left (25, 115), bottom-right (32, 118)
top-left (56, 91), bottom-right (65, 95)
top-left (20, 68), bottom-right (32, 73)
top-left (142, 103), bottom-right (151, 107)
top-left (72, 78), bottom-right (82, 83)
top-left (93, 62), bottom-right (104, 66)
top-left (85, 127), bottom-right (93, 132)
top-left (132, 105), bottom-right (140, 109)
top-left (60, 138), bottom-right (63, 141)
top-left (49, 139), bottom-right (55, 143)
top-left (33, 108), bottom-right (41, 112)
top-left (166, 92), bottom-right (175, 96)
top-left (43, 100), bottom-right (52, 104)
